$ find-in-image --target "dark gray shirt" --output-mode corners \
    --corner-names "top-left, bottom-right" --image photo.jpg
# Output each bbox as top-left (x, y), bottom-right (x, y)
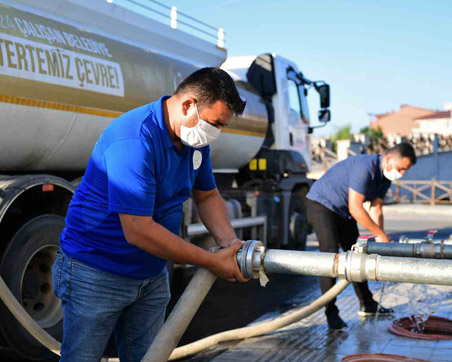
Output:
top-left (307, 154), bottom-right (391, 219)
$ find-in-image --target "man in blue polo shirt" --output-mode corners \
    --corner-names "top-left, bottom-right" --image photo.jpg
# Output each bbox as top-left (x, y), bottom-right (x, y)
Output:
top-left (307, 143), bottom-right (416, 330)
top-left (52, 68), bottom-right (247, 362)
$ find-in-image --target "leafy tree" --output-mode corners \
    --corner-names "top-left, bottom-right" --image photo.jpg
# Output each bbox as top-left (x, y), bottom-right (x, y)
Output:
top-left (335, 125), bottom-right (352, 140)
top-left (360, 126), bottom-right (383, 140)
top-left (331, 125), bottom-right (351, 152)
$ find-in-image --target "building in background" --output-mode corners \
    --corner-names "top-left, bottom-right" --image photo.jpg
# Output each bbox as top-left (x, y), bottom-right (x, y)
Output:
top-left (370, 105), bottom-right (436, 137)
top-left (414, 103), bottom-right (452, 135)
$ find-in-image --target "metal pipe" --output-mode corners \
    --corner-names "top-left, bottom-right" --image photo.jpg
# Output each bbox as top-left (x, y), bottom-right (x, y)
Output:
top-left (259, 249), bottom-right (452, 286)
top-left (233, 240), bottom-right (452, 286)
top-left (366, 241), bottom-right (452, 259)
top-left (375, 256), bottom-right (452, 285)
top-left (263, 250), bottom-right (337, 277)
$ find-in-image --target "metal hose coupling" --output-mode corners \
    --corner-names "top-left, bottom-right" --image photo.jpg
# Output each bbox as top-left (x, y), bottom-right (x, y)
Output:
top-left (236, 240), bottom-right (266, 279)
top-left (336, 251), bottom-right (379, 283)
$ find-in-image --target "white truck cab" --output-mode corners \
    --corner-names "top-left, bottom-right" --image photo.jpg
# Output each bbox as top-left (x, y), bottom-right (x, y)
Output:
top-left (222, 54), bottom-right (330, 174)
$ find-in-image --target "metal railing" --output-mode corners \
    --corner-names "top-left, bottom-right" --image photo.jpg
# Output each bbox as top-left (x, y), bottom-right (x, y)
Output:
top-left (386, 180), bottom-right (452, 205)
top-left (187, 216), bottom-right (267, 245)
top-left (311, 147), bottom-right (357, 172)
top-left (105, 0), bottom-right (225, 47)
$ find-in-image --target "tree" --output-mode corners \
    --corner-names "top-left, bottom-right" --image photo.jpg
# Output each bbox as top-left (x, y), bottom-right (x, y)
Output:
top-left (331, 125), bottom-right (351, 152)
top-left (360, 126), bottom-right (383, 140)
top-left (360, 125), bottom-right (387, 154)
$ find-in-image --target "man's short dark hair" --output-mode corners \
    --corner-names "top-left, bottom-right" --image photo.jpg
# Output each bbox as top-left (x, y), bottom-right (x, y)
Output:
top-left (384, 142), bottom-right (417, 165)
top-left (175, 67), bottom-right (246, 115)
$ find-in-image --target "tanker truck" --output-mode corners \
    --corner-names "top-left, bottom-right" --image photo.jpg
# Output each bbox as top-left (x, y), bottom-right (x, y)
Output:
top-left (0, 0), bottom-right (331, 360)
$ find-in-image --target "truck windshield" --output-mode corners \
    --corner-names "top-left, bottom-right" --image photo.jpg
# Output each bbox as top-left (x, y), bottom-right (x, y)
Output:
top-left (288, 79), bottom-right (307, 126)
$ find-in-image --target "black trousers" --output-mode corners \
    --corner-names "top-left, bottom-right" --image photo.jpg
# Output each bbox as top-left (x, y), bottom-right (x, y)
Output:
top-left (307, 199), bottom-right (374, 316)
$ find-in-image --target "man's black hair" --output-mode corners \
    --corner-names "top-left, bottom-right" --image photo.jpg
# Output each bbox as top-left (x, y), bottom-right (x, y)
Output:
top-left (384, 142), bottom-right (417, 165)
top-left (175, 67), bottom-right (246, 115)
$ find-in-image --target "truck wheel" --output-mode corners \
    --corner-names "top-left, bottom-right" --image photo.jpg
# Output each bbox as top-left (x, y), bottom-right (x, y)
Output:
top-left (0, 215), bottom-right (65, 361)
top-left (287, 192), bottom-right (308, 250)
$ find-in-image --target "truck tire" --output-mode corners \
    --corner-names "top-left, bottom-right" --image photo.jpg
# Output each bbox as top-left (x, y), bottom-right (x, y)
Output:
top-left (0, 215), bottom-right (65, 361)
top-left (287, 191), bottom-right (308, 250)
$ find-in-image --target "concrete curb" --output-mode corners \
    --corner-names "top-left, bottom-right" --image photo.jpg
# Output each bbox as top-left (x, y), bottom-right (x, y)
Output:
top-left (383, 204), bottom-right (452, 216)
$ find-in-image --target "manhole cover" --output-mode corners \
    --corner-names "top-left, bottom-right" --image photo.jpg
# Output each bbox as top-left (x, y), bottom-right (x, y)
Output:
top-left (389, 315), bottom-right (452, 340)
top-left (342, 353), bottom-right (430, 362)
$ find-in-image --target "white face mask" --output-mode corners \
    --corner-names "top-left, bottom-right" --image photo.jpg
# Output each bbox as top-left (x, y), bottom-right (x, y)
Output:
top-left (383, 159), bottom-right (403, 181)
top-left (180, 103), bottom-right (221, 148)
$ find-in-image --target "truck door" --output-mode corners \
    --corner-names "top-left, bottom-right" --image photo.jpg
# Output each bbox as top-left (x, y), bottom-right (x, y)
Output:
top-left (287, 69), bottom-right (311, 170)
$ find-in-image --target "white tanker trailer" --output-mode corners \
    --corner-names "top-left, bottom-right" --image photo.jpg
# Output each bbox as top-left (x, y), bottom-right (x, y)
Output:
top-left (0, 0), bottom-right (331, 360)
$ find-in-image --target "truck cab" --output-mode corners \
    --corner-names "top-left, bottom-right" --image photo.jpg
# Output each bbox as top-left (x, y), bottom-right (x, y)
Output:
top-left (205, 53), bottom-right (331, 250)
top-left (221, 53), bottom-right (330, 172)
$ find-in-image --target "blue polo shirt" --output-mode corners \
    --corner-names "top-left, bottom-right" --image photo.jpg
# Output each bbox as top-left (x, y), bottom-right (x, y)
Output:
top-left (60, 96), bottom-right (216, 279)
top-left (307, 154), bottom-right (391, 219)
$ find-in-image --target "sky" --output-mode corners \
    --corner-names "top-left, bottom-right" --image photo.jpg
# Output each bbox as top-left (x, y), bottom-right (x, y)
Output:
top-left (129, 0), bottom-right (451, 136)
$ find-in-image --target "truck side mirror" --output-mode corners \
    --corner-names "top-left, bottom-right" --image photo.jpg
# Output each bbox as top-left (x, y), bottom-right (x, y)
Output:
top-left (315, 83), bottom-right (330, 109)
top-left (309, 81), bottom-right (331, 132)
top-left (318, 109), bottom-right (331, 123)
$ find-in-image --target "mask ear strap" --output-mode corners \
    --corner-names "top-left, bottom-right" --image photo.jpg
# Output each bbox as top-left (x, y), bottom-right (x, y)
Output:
top-left (182, 101), bottom-right (195, 128)
top-left (194, 101), bottom-right (202, 121)
top-left (386, 157), bottom-right (392, 170)
top-left (391, 158), bottom-right (397, 171)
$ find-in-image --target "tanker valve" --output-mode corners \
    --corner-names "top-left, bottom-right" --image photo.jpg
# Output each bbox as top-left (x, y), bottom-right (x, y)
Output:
top-left (425, 230), bottom-right (438, 243)
top-left (351, 235), bottom-right (376, 254)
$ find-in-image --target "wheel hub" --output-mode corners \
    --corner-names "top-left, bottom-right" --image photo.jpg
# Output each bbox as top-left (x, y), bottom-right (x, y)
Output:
top-left (21, 245), bottom-right (62, 329)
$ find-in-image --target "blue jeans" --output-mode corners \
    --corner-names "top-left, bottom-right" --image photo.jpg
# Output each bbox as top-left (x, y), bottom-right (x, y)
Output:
top-left (52, 251), bottom-right (170, 362)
